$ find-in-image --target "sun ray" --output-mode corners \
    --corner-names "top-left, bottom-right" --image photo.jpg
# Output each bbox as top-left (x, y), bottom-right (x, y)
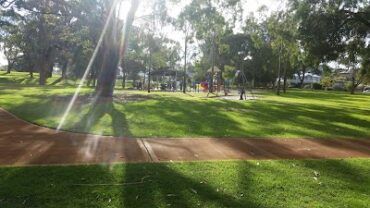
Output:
top-left (57, 0), bottom-right (120, 131)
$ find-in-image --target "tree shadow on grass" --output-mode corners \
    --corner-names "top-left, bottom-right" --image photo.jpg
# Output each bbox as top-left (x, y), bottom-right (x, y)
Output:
top-left (122, 96), bottom-right (245, 137)
top-left (49, 77), bottom-right (63, 86)
top-left (72, 98), bottom-right (132, 137)
top-left (220, 98), bottom-right (370, 138)
top-left (121, 162), bottom-right (266, 208)
top-left (1, 159), bottom-right (369, 208)
top-left (121, 159), bottom-right (370, 207)
top-left (120, 94), bottom-right (370, 138)
top-left (0, 165), bottom-right (125, 207)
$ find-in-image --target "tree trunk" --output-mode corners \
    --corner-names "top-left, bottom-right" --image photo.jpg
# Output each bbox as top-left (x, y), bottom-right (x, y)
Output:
top-left (283, 63), bottom-right (288, 93)
top-left (92, 71), bottom-right (97, 87)
top-left (350, 86), bottom-right (355, 94)
top-left (297, 65), bottom-right (306, 88)
top-left (183, 36), bottom-right (187, 93)
top-left (38, 3), bottom-right (49, 86)
top-left (89, 49), bottom-right (103, 87)
top-left (61, 60), bottom-right (68, 79)
top-left (276, 53), bottom-right (281, 95)
top-left (48, 63), bottom-right (53, 78)
top-left (29, 64), bottom-right (34, 78)
top-left (148, 55), bottom-right (151, 93)
top-left (351, 74), bottom-right (356, 95)
top-left (143, 68), bottom-right (146, 88)
top-left (39, 62), bottom-right (48, 85)
top-left (122, 72), bottom-right (126, 88)
top-left (87, 70), bottom-right (93, 87)
top-left (252, 67), bottom-right (255, 89)
top-left (96, 44), bottom-right (120, 97)
top-left (96, 8), bottom-right (120, 97)
top-left (39, 47), bottom-right (54, 85)
top-left (6, 62), bottom-right (12, 74)
top-left (209, 36), bottom-right (215, 94)
top-left (96, 0), bottom-right (139, 97)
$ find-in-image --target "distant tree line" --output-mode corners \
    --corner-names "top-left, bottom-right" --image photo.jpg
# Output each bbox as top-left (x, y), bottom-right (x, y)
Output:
top-left (0, 0), bottom-right (369, 96)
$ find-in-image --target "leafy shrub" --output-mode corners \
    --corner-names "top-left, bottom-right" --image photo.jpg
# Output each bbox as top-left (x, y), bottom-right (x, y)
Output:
top-left (345, 82), bottom-right (353, 92)
top-left (303, 84), bottom-right (311, 89)
top-left (312, 83), bottom-right (322, 90)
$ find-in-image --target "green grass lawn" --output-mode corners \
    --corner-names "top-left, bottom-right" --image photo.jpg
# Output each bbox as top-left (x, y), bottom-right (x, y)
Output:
top-left (0, 71), bottom-right (80, 86)
top-left (0, 72), bottom-right (369, 138)
top-left (1, 73), bottom-right (370, 208)
top-left (0, 159), bottom-right (369, 208)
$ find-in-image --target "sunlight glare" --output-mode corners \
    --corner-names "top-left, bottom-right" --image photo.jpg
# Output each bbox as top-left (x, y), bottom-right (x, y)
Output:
top-left (56, 0), bottom-right (120, 131)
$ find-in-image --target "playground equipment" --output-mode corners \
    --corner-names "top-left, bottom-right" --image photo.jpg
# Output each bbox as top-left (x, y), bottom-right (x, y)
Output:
top-left (206, 66), bottom-right (230, 96)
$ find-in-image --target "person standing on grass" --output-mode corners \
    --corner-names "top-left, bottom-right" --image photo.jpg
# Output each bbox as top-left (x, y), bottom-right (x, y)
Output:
top-left (239, 87), bottom-right (245, 100)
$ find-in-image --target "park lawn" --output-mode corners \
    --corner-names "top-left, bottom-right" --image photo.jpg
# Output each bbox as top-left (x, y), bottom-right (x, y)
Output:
top-left (0, 159), bottom-right (369, 208)
top-left (0, 71), bottom-right (131, 88)
top-left (0, 71), bottom-right (79, 86)
top-left (0, 72), bottom-right (369, 138)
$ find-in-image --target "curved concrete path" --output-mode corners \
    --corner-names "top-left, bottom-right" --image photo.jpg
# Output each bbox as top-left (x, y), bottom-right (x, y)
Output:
top-left (0, 108), bottom-right (370, 166)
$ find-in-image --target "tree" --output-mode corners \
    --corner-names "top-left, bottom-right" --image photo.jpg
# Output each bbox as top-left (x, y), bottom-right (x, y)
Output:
top-left (179, 0), bottom-right (238, 93)
top-left (267, 12), bottom-right (297, 94)
top-left (1, 27), bottom-right (21, 73)
top-left (290, 0), bottom-right (370, 93)
top-left (177, 10), bottom-right (195, 93)
top-left (95, 0), bottom-right (139, 97)
top-left (340, 38), bottom-right (369, 94)
top-left (1, 0), bottom-right (84, 84)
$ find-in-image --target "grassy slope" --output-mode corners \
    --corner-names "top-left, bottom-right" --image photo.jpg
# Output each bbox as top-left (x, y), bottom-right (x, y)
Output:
top-left (0, 72), bottom-right (369, 138)
top-left (0, 159), bottom-right (369, 208)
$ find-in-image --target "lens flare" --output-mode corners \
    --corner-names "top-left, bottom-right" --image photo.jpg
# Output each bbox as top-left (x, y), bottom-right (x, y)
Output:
top-left (57, 0), bottom-right (119, 131)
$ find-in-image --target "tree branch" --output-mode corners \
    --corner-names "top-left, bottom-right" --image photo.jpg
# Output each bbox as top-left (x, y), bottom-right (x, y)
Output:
top-left (341, 10), bottom-right (370, 29)
top-left (0, 0), bottom-right (16, 9)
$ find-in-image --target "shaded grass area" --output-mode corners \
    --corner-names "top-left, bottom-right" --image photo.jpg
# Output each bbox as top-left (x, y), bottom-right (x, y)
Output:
top-left (0, 159), bottom-right (369, 207)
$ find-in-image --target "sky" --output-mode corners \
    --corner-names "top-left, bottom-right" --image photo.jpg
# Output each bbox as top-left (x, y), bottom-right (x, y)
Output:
top-left (0, 0), bottom-right (284, 66)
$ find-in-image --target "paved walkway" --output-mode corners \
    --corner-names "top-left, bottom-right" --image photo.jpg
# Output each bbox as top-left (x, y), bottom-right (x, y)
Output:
top-left (1, 108), bottom-right (370, 166)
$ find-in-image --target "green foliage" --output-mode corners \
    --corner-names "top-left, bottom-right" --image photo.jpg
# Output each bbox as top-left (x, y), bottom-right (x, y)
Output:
top-left (321, 75), bottom-right (335, 90)
top-left (345, 81), bottom-right (354, 92)
top-left (312, 83), bottom-right (322, 90)
top-left (290, 0), bottom-right (370, 62)
top-left (223, 65), bottom-right (235, 80)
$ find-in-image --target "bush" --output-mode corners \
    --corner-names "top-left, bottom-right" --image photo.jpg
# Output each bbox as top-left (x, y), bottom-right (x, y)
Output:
top-left (312, 83), bottom-right (322, 90)
top-left (303, 84), bottom-right (311, 89)
top-left (345, 82), bottom-right (353, 92)
top-left (320, 75), bottom-right (335, 89)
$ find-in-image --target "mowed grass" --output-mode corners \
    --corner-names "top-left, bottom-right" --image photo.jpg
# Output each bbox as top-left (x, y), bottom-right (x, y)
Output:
top-left (1, 73), bottom-right (369, 208)
top-left (0, 71), bottom-right (79, 86)
top-left (0, 72), bottom-right (369, 138)
top-left (0, 159), bottom-right (369, 208)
